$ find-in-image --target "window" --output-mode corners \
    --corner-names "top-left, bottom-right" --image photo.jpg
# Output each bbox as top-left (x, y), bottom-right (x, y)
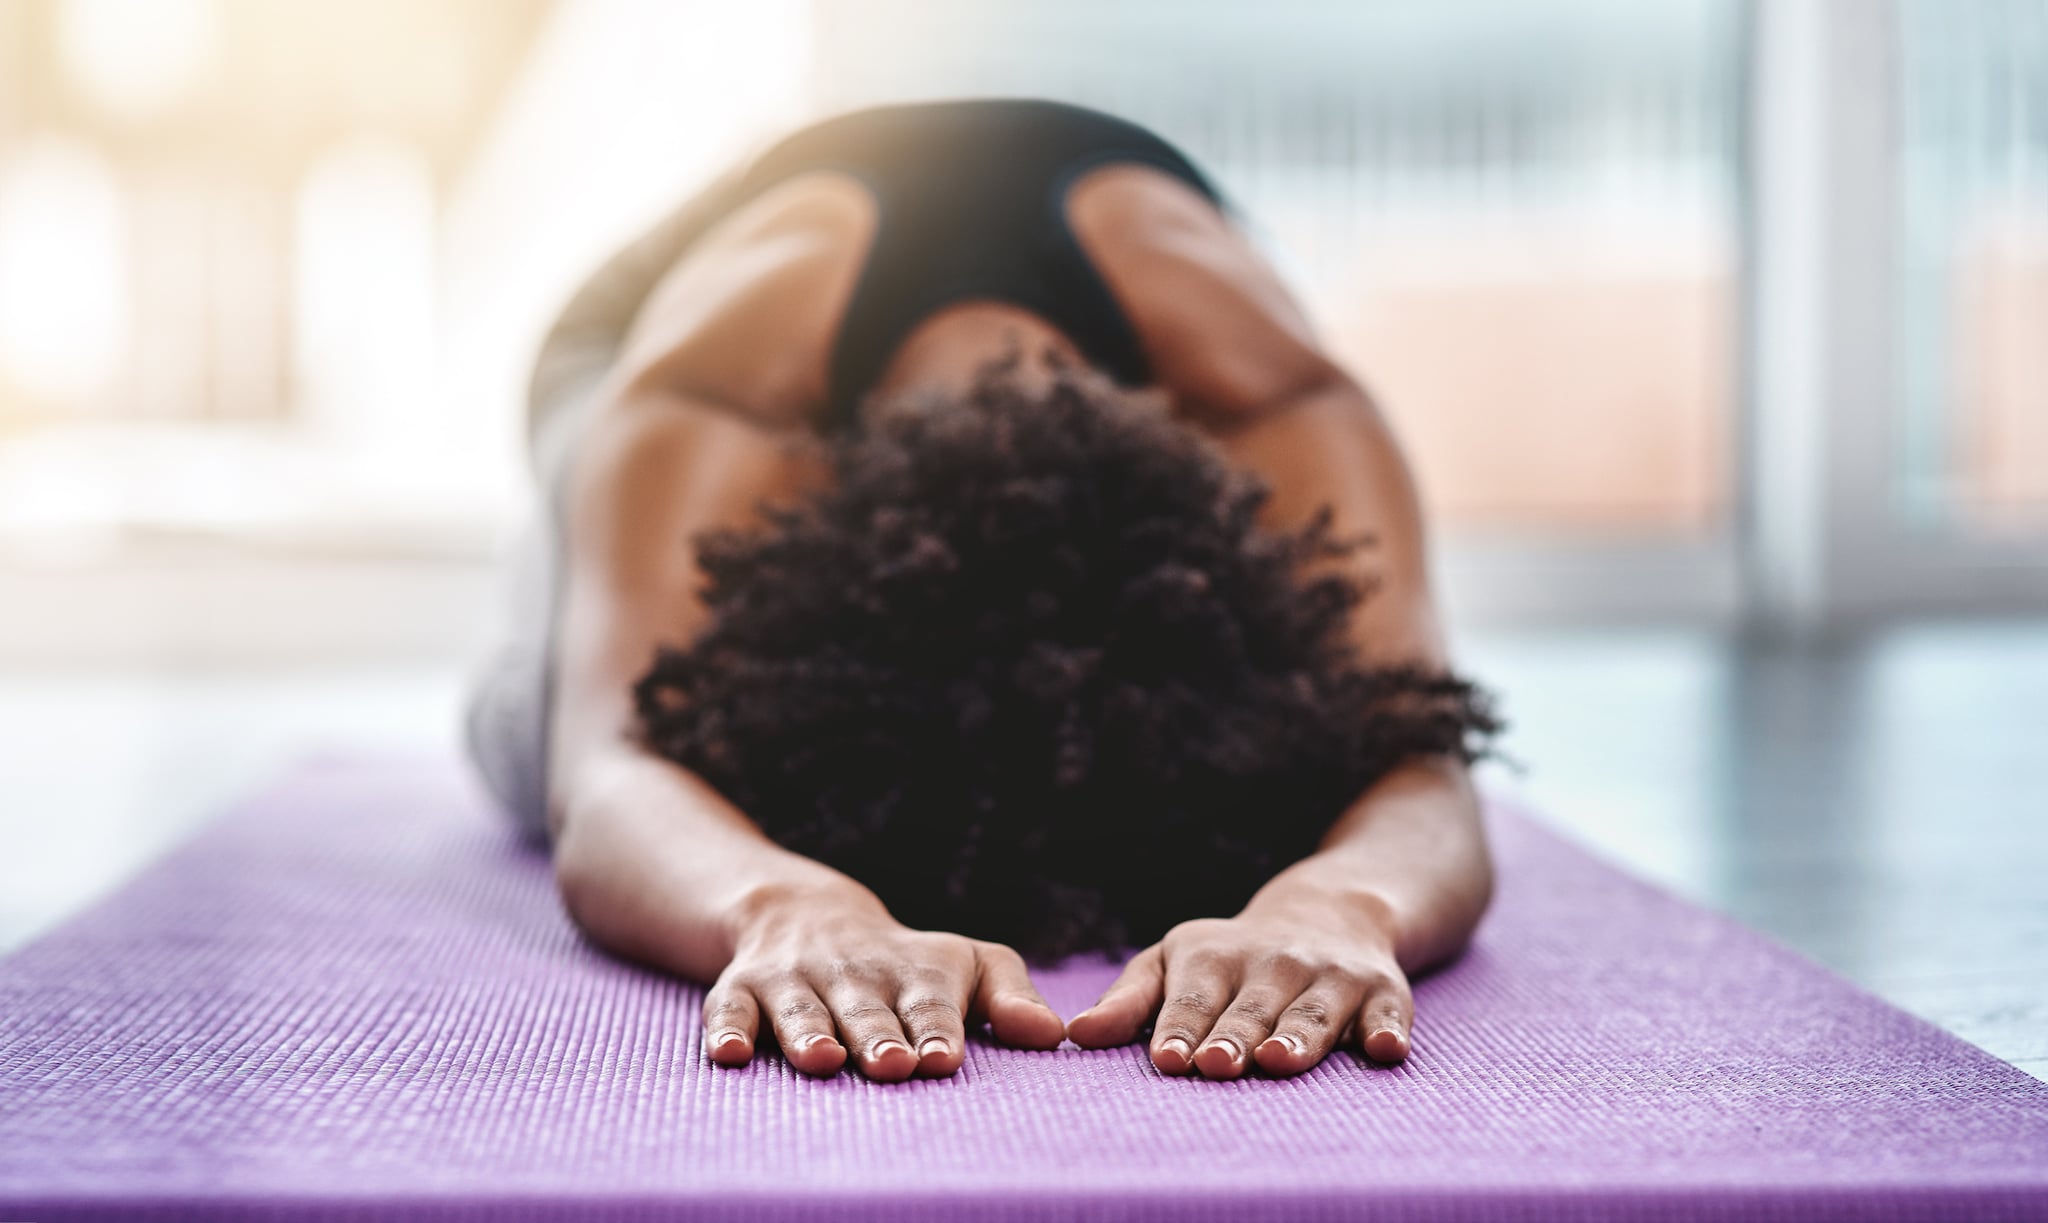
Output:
top-left (808, 0), bottom-right (1746, 541)
top-left (1896, 0), bottom-right (2048, 535)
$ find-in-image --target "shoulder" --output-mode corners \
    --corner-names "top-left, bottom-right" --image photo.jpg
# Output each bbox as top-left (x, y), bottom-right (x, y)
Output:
top-left (610, 171), bottom-right (876, 428)
top-left (1066, 164), bottom-right (1346, 423)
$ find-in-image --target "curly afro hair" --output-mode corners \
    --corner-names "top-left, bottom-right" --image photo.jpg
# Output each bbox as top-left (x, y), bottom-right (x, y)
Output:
top-left (634, 354), bottom-right (1498, 962)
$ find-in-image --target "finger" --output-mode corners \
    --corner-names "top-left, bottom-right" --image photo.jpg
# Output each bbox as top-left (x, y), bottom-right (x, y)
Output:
top-left (1149, 949), bottom-right (1236, 1075)
top-left (1066, 945), bottom-right (1165, 1049)
top-left (1355, 970), bottom-right (1416, 1065)
top-left (970, 942), bottom-right (1065, 1050)
top-left (1253, 976), bottom-right (1369, 1077)
top-left (1193, 957), bottom-right (1318, 1080)
top-left (820, 980), bottom-right (919, 1081)
top-left (702, 981), bottom-right (761, 1067)
top-left (895, 975), bottom-right (971, 1078)
top-left (758, 981), bottom-right (847, 1077)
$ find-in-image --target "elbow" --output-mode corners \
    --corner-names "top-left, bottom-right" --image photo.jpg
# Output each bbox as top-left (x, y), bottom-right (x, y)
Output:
top-left (543, 742), bottom-right (647, 944)
top-left (1437, 787), bottom-right (1497, 964)
top-left (1405, 758), bottom-right (1496, 968)
top-left (549, 788), bottom-right (632, 952)
top-left (550, 815), bottom-right (608, 942)
top-left (1454, 827), bottom-right (1497, 955)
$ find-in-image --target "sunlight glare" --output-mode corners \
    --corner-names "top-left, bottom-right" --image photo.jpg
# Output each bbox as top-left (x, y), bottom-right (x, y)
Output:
top-left (56, 0), bottom-right (222, 119)
top-left (0, 137), bottom-right (130, 407)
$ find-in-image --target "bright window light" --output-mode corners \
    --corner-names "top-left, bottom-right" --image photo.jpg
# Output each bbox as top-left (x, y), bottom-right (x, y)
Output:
top-left (0, 137), bottom-right (130, 408)
top-left (293, 138), bottom-right (437, 451)
top-left (56, 0), bottom-right (221, 120)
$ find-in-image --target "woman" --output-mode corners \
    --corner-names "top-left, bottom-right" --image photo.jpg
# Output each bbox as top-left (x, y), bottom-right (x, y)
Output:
top-left (466, 99), bottom-right (1498, 1084)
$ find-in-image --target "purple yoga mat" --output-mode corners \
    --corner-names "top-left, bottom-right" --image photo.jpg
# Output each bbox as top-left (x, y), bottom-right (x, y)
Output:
top-left (2, 757), bottom-right (2045, 1221)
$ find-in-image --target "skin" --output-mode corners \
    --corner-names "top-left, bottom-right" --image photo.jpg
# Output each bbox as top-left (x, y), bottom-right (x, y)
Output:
top-left (545, 163), bottom-right (1491, 1082)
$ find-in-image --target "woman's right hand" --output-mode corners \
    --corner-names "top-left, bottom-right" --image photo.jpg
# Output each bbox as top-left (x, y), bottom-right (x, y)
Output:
top-left (701, 886), bottom-right (1066, 1080)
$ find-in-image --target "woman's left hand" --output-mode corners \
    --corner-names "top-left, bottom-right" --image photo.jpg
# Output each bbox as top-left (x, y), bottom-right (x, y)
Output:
top-left (1064, 893), bottom-right (1414, 1078)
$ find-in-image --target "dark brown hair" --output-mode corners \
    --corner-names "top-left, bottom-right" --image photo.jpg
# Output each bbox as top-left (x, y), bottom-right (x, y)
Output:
top-left (635, 356), bottom-right (1497, 961)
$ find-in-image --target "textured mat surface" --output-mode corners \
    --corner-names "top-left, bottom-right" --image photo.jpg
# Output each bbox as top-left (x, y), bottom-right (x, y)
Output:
top-left (2, 757), bottom-right (2045, 1222)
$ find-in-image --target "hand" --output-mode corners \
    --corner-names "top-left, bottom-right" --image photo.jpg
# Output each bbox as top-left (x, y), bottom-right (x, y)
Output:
top-left (1065, 896), bottom-right (1413, 1079)
top-left (700, 890), bottom-right (1066, 1080)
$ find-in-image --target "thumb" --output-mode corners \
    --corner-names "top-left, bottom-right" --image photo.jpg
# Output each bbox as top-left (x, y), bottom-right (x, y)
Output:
top-left (970, 940), bottom-right (1066, 1050)
top-left (1065, 944), bottom-right (1165, 1049)
top-left (1355, 966), bottom-right (1415, 1065)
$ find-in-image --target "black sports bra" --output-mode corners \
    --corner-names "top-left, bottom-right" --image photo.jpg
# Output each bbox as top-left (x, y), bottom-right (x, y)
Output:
top-left (707, 98), bottom-right (1225, 427)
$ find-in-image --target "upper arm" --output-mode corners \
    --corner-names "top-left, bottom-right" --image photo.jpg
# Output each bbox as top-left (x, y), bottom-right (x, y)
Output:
top-left (546, 393), bottom-right (828, 808)
top-left (1071, 168), bottom-right (1448, 667)
top-left (1067, 164), bottom-right (1342, 422)
top-left (1210, 378), bottom-right (1447, 668)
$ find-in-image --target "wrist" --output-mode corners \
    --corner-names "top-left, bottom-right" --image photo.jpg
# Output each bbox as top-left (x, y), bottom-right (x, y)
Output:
top-left (723, 873), bottom-right (891, 953)
top-left (1239, 869), bottom-right (1401, 953)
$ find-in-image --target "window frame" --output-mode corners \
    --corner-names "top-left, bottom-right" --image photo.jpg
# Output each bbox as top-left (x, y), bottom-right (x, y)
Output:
top-left (1742, 0), bottom-right (2048, 629)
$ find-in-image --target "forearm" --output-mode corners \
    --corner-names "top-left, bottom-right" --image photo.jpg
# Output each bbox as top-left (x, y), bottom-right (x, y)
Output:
top-left (543, 391), bottom-right (863, 982)
top-left (1208, 369), bottom-right (1489, 965)
top-left (1241, 757), bottom-right (1492, 973)
top-left (552, 744), bottom-right (884, 983)
top-left (1073, 755), bottom-right (1489, 1074)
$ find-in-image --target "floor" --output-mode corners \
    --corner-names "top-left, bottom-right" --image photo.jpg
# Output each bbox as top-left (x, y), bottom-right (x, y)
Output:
top-left (2, 622), bottom-right (2043, 1081)
top-left (1461, 622), bottom-right (2048, 1081)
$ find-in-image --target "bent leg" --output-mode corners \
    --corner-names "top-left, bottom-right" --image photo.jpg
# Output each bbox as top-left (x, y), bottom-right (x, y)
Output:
top-left (463, 516), bottom-right (560, 844)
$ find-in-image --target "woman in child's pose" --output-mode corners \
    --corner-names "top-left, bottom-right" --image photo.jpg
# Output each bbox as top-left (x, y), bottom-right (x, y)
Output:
top-left (467, 99), bottom-right (1498, 1083)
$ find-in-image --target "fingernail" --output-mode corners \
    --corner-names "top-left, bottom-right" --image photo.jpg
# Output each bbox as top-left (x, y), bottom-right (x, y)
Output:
top-left (871, 1039), bottom-right (911, 1060)
top-left (712, 1031), bottom-right (747, 1054)
top-left (917, 1037), bottom-right (952, 1060)
top-left (1260, 1034), bottom-right (1302, 1057)
top-left (1158, 1036), bottom-right (1193, 1068)
top-left (1201, 1037), bottom-right (1242, 1064)
top-left (799, 1034), bottom-right (837, 1054)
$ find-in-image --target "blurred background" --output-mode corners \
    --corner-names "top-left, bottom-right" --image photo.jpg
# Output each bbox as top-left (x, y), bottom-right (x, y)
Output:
top-left (1, 0), bottom-right (2043, 1075)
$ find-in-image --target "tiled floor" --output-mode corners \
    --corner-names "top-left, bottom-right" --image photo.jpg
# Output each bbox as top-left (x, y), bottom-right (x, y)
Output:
top-left (2, 621), bottom-right (2043, 1080)
top-left (1463, 622), bottom-right (2048, 1081)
